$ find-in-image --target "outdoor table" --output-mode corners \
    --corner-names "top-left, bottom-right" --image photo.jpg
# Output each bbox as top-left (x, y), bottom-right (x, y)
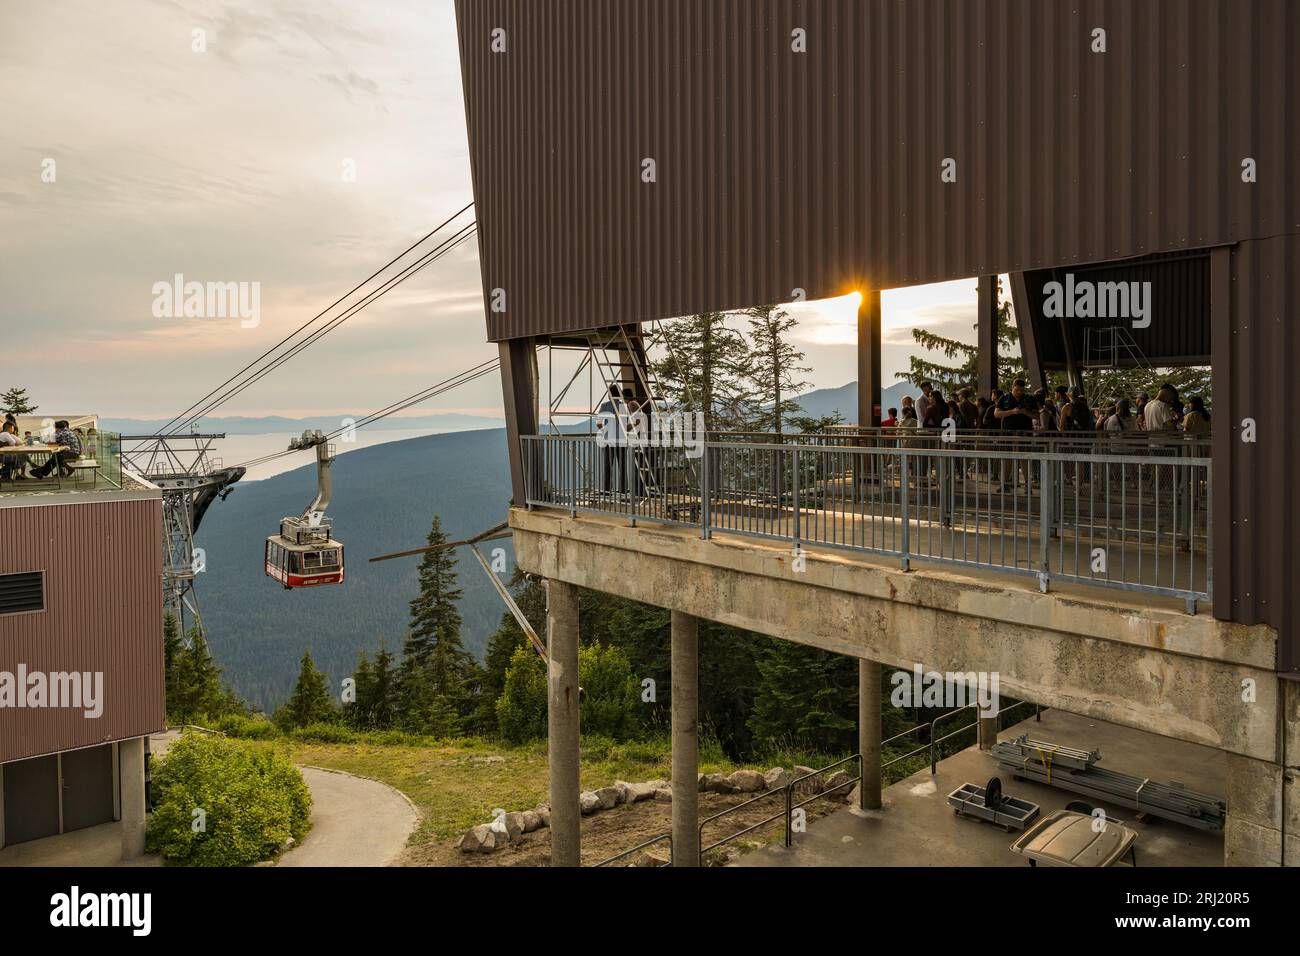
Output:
top-left (0, 444), bottom-right (70, 481)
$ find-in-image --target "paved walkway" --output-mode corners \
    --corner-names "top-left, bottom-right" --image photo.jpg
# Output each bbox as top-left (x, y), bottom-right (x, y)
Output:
top-left (155, 730), bottom-right (418, 865)
top-left (277, 766), bottom-right (418, 867)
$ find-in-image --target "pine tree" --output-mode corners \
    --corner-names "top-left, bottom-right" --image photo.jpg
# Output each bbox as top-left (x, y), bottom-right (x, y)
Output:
top-left (347, 652), bottom-right (376, 728)
top-left (277, 651), bottom-right (336, 728)
top-left (162, 613), bottom-right (184, 707)
top-left (404, 516), bottom-right (466, 666)
top-left (897, 277), bottom-right (1026, 395)
top-left (367, 646), bottom-right (398, 729)
top-left (742, 304), bottom-right (811, 436)
top-left (169, 628), bottom-right (224, 724)
top-left (0, 386), bottom-right (37, 415)
top-left (397, 515), bottom-right (479, 732)
top-left (747, 638), bottom-right (858, 754)
top-left (474, 571), bottom-right (543, 732)
top-left (650, 312), bottom-right (752, 431)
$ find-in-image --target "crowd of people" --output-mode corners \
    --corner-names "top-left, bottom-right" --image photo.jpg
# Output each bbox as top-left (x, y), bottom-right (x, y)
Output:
top-left (878, 380), bottom-right (1210, 437)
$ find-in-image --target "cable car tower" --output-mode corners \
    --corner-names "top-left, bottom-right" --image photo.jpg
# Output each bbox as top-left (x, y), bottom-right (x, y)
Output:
top-left (119, 432), bottom-right (245, 638)
top-left (265, 430), bottom-right (345, 588)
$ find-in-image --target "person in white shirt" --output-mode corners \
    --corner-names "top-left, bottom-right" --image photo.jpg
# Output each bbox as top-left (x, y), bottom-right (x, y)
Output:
top-left (0, 422), bottom-right (22, 481)
top-left (1143, 384), bottom-right (1177, 431)
top-left (1105, 398), bottom-right (1140, 432)
top-left (914, 381), bottom-right (935, 425)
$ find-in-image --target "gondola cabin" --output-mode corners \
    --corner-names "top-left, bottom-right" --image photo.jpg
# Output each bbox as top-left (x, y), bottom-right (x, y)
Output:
top-left (265, 516), bottom-right (344, 589)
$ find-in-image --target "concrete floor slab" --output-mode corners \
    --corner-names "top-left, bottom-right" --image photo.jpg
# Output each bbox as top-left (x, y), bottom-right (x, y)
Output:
top-left (738, 708), bottom-right (1226, 867)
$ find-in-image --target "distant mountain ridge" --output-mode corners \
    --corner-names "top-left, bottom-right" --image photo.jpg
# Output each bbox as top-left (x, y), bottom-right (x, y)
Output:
top-left (792, 381), bottom-right (919, 422)
top-left (195, 428), bottom-right (513, 711)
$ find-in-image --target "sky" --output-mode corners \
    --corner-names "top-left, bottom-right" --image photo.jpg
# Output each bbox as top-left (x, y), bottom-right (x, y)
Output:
top-left (0, 0), bottom-right (983, 424)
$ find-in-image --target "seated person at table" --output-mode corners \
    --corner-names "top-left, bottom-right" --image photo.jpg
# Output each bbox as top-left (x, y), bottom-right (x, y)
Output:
top-left (30, 420), bottom-right (82, 479)
top-left (0, 422), bottom-right (21, 479)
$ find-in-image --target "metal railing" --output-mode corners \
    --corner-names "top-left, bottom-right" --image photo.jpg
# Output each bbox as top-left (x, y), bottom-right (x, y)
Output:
top-left (522, 434), bottom-right (1211, 609)
top-left (594, 701), bottom-right (1044, 867)
top-left (0, 429), bottom-right (123, 493)
top-left (593, 832), bottom-right (673, 867)
top-left (696, 753), bottom-right (863, 855)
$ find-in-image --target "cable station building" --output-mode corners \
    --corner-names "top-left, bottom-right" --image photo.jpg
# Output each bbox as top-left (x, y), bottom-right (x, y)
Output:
top-left (0, 430), bottom-right (163, 862)
top-left (455, 1), bottom-right (1299, 865)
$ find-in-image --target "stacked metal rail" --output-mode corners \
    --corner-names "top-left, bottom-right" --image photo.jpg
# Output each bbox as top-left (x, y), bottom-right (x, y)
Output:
top-left (991, 735), bottom-right (1225, 832)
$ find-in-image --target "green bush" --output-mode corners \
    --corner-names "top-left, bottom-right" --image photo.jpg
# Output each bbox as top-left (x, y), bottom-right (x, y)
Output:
top-left (145, 734), bottom-right (312, 866)
top-left (496, 645), bottom-right (548, 743)
top-left (495, 642), bottom-right (641, 744)
top-left (578, 643), bottom-right (640, 740)
top-left (212, 713), bottom-right (279, 740)
top-left (289, 722), bottom-right (358, 744)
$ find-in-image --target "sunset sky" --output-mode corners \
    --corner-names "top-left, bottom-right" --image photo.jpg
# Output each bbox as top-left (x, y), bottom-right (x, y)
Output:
top-left (1, 0), bottom-right (983, 423)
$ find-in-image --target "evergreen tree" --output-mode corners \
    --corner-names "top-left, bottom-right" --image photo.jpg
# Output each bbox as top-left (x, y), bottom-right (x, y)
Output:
top-left (346, 652), bottom-right (376, 728)
top-left (396, 656), bottom-right (462, 737)
top-left (398, 515), bottom-right (479, 729)
top-left (742, 304), bottom-right (811, 436)
top-left (0, 386), bottom-right (37, 415)
top-left (747, 639), bottom-right (858, 754)
top-left (650, 312), bottom-right (752, 431)
top-left (474, 571), bottom-right (543, 732)
top-left (169, 628), bottom-right (224, 724)
top-left (896, 277), bottom-right (1026, 395)
top-left (404, 516), bottom-right (466, 666)
top-left (366, 646), bottom-right (398, 729)
top-left (162, 612), bottom-right (184, 705)
top-left (276, 651), bottom-right (336, 729)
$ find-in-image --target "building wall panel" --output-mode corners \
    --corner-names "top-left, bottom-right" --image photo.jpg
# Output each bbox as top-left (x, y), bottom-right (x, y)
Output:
top-left (0, 497), bottom-right (165, 763)
top-left (456, 0), bottom-right (1296, 341)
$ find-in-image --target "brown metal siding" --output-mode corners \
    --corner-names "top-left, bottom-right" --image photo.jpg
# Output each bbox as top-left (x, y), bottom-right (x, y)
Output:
top-left (457, 0), bottom-right (1297, 342)
top-left (0, 497), bottom-right (165, 763)
top-left (1025, 250), bottom-right (1213, 369)
top-left (1214, 235), bottom-right (1300, 675)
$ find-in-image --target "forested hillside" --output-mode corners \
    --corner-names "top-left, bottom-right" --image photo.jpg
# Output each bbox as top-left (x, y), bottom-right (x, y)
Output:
top-left (195, 429), bottom-right (513, 711)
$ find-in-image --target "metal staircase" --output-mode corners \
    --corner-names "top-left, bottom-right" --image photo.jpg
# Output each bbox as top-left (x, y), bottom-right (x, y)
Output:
top-left (544, 323), bottom-right (698, 507)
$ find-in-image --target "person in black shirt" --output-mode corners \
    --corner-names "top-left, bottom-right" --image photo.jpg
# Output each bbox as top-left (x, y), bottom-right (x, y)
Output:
top-left (994, 380), bottom-right (1035, 490)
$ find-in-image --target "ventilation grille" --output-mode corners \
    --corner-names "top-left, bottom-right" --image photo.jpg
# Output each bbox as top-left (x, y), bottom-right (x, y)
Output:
top-left (0, 571), bottom-right (44, 614)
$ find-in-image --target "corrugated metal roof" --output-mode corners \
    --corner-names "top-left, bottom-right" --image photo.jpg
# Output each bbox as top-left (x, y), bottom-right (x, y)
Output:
top-left (456, 0), bottom-right (1297, 342)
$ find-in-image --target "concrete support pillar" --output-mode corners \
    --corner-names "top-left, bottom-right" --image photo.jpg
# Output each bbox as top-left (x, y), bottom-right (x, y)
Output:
top-left (671, 610), bottom-right (700, 867)
top-left (546, 579), bottom-right (581, 867)
top-left (978, 714), bottom-right (999, 751)
top-left (858, 660), bottom-right (882, 810)
top-left (119, 737), bottom-right (147, 860)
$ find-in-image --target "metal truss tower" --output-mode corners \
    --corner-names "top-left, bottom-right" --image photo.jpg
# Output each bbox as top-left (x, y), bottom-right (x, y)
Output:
top-left (119, 433), bottom-right (244, 639)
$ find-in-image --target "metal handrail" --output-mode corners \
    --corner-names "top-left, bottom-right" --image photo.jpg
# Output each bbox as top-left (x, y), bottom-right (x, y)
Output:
top-left (593, 831), bottom-right (673, 867)
top-left (521, 433), bottom-right (1212, 608)
top-left (784, 754), bottom-right (862, 847)
top-left (929, 704), bottom-right (981, 774)
top-left (699, 787), bottom-right (790, 855)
